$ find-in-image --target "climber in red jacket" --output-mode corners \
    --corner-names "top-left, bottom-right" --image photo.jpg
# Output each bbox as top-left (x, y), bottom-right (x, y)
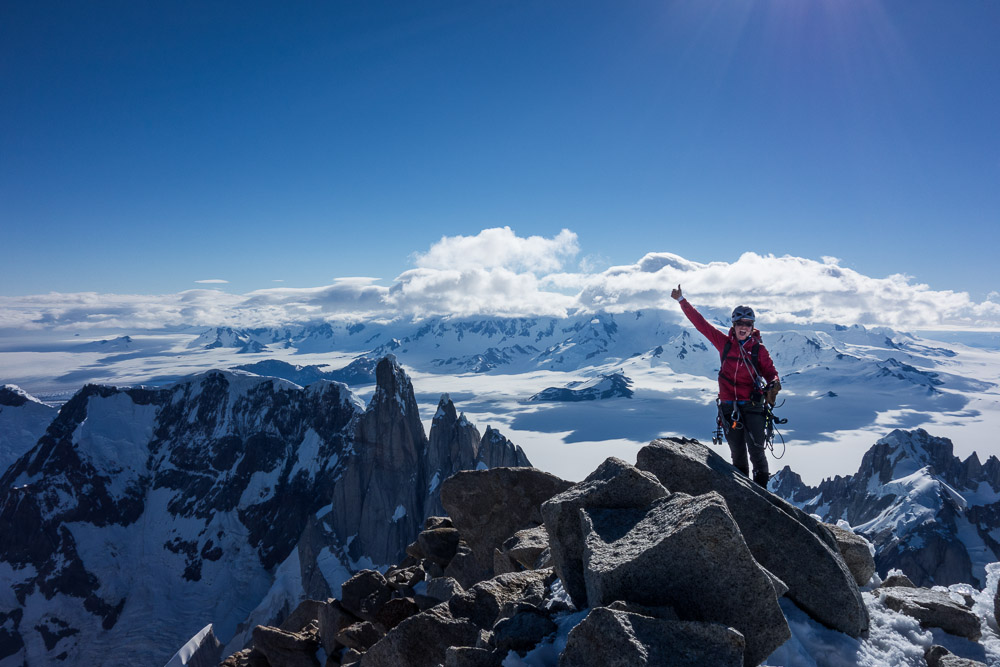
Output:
top-left (671, 285), bottom-right (781, 487)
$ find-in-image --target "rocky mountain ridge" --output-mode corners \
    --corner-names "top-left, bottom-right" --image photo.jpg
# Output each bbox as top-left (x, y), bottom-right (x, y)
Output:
top-left (0, 357), bottom-right (527, 667)
top-left (770, 428), bottom-right (1000, 589)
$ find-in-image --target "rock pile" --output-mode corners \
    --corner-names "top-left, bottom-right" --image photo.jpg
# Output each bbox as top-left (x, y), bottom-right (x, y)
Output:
top-left (214, 438), bottom-right (994, 667)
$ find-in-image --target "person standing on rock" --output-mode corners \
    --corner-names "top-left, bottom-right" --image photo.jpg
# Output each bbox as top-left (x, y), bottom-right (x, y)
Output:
top-left (671, 285), bottom-right (781, 487)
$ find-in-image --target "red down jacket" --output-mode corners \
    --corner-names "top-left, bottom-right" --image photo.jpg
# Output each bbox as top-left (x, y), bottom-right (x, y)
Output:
top-left (680, 299), bottom-right (779, 402)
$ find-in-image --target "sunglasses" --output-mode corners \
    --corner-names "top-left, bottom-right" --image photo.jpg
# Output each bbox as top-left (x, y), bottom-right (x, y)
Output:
top-left (734, 320), bottom-right (754, 328)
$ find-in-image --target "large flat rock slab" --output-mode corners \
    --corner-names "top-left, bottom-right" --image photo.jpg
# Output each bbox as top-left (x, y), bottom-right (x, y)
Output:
top-left (636, 438), bottom-right (869, 637)
top-left (581, 492), bottom-right (789, 667)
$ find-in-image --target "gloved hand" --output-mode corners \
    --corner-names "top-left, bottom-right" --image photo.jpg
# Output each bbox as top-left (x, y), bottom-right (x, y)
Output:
top-left (671, 284), bottom-right (683, 301)
top-left (766, 379), bottom-right (781, 406)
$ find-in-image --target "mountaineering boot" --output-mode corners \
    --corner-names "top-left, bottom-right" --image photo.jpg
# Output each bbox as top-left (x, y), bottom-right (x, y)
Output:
top-left (753, 470), bottom-right (770, 488)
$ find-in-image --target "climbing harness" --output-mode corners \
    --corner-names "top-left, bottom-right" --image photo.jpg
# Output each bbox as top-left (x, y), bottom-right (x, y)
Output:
top-left (711, 388), bottom-right (787, 460)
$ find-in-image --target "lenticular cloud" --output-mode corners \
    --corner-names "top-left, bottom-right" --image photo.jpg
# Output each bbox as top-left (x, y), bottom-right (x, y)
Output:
top-left (0, 230), bottom-right (997, 330)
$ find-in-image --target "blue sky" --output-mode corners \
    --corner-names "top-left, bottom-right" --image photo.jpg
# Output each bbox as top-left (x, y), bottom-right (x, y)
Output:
top-left (2, 1), bottom-right (998, 303)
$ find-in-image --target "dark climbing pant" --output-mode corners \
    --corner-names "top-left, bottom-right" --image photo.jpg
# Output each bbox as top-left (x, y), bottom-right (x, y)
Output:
top-left (721, 402), bottom-right (769, 486)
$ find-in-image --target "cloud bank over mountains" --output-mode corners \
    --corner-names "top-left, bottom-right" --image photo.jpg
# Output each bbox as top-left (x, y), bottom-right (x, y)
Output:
top-left (2, 227), bottom-right (997, 330)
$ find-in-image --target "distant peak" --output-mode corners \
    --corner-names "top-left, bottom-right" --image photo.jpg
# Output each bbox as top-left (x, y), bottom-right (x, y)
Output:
top-left (434, 393), bottom-right (458, 421)
top-left (369, 355), bottom-right (419, 416)
top-left (876, 428), bottom-right (954, 459)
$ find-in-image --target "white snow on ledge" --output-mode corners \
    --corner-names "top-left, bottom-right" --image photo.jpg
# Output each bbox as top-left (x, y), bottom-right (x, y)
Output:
top-left (392, 505), bottom-right (406, 522)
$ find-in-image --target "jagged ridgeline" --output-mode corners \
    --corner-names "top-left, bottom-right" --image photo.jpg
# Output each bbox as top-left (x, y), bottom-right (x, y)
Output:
top-left (0, 356), bottom-right (527, 667)
top-left (771, 428), bottom-right (1000, 590)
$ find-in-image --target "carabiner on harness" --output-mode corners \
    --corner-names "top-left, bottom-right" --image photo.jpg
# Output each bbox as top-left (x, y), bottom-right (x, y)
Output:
top-left (712, 398), bottom-right (742, 445)
top-left (712, 398), bottom-right (788, 461)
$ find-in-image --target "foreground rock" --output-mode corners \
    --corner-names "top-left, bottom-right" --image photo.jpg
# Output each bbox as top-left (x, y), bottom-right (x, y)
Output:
top-left (540, 457), bottom-right (669, 607)
top-left (500, 526), bottom-right (550, 570)
top-left (826, 523), bottom-right (876, 587)
top-left (880, 587), bottom-right (982, 641)
top-left (341, 570), bottom-right (393, 624)
top-left (581, 492), bottom-right (789, 667)
top-left (560, 606), bottom-right (745, 667)
top-left (251, 625), bottom-right (320, 667)
top-left (636, 438), bottom-right (869, 637)
top-left (218, 436), bottom-right (1000, 667)
top-left (441, 467), bottom-right (572, 575)
top-left (925, 645), bottom-right (988, 667)
top-left (492, 606), bottom-right (558, 654)
top-left (317, 600), bottom-right (359, 655)
top-left (449, 569), bottom-right (552, 629)
top-left (882, 571), bottom-right (917, 588)
top-left (444, 646), bottom-right (503, 667)
top-left (360, 604), bottom-right (479, 667)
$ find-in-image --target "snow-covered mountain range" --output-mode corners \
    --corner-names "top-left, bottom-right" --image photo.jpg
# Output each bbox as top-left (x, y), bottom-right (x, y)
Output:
top-left (2, 308), bottom-right (995, 485)
top-left (0, 357), bottom-right (526, 667)
top-left (770, 428), bottom-right (1000, 590)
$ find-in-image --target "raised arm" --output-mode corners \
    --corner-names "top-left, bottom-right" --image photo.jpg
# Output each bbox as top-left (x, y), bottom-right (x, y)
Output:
top-left (672, 285), bottom-right (728, 352)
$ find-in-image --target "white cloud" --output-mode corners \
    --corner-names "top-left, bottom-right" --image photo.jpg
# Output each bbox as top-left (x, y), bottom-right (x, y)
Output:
top-left (194, 279), bottom-right (229, 284)
top-left (0, 233), bottom-right (997, 331)
top-left (575, 251), bottom-right (995, 329)
top-left (413, 226), bottom-right (579, 273)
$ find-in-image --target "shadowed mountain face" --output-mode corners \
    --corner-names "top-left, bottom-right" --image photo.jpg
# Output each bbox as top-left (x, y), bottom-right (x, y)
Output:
top-left (770, 428), bottom-right (1000, 588)
top-left (0, 356), bottom-right (528, 667)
